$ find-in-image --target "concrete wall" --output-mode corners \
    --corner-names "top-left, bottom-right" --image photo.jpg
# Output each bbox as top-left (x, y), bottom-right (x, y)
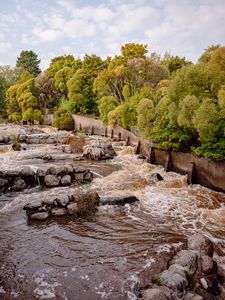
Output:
top-left (71, 115), bottom-right (225, 193)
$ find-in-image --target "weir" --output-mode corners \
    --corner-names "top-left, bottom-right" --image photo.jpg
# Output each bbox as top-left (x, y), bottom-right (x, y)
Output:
top-left (71, 114), bottom-right (225, 193)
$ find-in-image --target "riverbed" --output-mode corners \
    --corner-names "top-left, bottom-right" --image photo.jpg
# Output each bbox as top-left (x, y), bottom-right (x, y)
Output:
top-left (0, 128), bottom-right (225, 299)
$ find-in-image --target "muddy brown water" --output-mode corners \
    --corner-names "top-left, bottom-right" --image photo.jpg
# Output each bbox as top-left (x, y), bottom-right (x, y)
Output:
top-left (0, 144), bottom-right (225, 299)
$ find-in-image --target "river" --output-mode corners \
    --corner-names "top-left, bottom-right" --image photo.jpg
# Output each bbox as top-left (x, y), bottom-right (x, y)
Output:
top-left (0, 137), bottom-right (225, 299)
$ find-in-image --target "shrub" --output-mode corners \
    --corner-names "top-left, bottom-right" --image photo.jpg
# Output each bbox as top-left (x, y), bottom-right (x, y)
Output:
top-left (53, 108), bottom-right (74, 131)
top-left (62, 134), bottom-right (85, 153)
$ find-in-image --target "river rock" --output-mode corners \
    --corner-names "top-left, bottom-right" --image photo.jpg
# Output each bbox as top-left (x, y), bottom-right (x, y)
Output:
top-left (84, 171), bottom-right (93, 182)
top-left (36, 167), bottom-right (49, 177)
top-left (198, 255), bottom-right (215, 275)
top-left (159, 269), bottom-right (188, 290)
top-left (83, 141), bottom-right (116, 160)
top-left (24, 201), bottom-right (43, 210)
top-left (188, 234), bottom-right (214, 257)
top-left (7, 169), bottom-right (21, 177)
top-left (170, 250), bottom-right (197, 275)
top-left (150, 173), bottom-right (164, 182)
top-left (0, 178), bottom-right (9, 187)
top-left (61, 175), bottom-right (72, 186)
top-left (67, 203), bottom-right (79, 215)
top-left (12, 178), bottom-right (26, 190)
top-left (21, 166), bottom-right (35, 176)
top-left (168, 264), bottom-right (187, 277)
top-left (100, 195), bottom-right (139, 206)
top-left (56, 195), bottom-right (70, 207)
top-left (51, 208), bottom-right (67, 216)
top-left (44, 174), bottom-right (60, 187)
top-left (30, 212), bottom-right (49, 220)
top-left (140, 287), bottom-right (171, 300)
top-left (183, 292), bottom-right (203, 300)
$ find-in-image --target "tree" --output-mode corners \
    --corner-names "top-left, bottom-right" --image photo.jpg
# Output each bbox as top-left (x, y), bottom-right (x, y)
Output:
top-left (16, 50), bottom-right (41, 76)
top-left (35, 72), bottom-right (60, 111)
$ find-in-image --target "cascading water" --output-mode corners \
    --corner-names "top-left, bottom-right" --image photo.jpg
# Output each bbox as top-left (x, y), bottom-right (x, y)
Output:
top-left (0, 138), bottom-right (225, 299)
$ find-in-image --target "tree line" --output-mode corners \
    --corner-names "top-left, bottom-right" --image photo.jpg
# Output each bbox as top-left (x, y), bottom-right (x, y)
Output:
top-left (0, 43), bottom-right (225, 160)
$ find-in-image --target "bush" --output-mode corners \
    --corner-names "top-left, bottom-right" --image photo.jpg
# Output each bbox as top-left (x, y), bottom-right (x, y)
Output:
top-left (62, 134), bottom-right (85, 153)
top-left (53, 108), bottom-right (74, 130)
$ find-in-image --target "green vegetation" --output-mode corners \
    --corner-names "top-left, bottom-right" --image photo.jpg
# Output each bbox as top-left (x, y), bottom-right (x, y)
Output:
top-left (53, 108), bottom-right (74, 131)
top-left (1, 44), bottom-right (225, 159)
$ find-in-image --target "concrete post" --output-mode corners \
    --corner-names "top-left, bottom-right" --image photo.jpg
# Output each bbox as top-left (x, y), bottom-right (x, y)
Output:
top-left (79, 123), bottom-right (82, 131)
top-left (164, 153), bottom-right (172, 172)
top-left (149, 147), bottom-right (155, 164)
top-left (135, 141), bottom-right (141, 155)
top-left (125, 136), bottom-right (130, 146)
top-left (91, 125), bottom-right (94, 135)
top-left (104, 128), bottom-right (108, 137)
top-left (187, 162), bottom-right (196, 184)
top-left (118, 132), bottom-right (121, 141)
top-left (111, 129), bottom-right (114, 138)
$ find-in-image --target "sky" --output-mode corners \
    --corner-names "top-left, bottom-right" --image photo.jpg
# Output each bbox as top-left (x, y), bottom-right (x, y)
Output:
top-left (0, 0), bottom-right (225, 71)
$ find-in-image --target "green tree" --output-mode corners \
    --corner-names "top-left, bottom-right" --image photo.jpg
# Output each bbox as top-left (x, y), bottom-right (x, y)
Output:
top-left (16, 50), bottom-right (41, 76)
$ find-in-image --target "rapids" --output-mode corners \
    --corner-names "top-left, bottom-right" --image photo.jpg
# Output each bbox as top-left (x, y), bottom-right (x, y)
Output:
top-left (0, 138), bottom-right (225, 299)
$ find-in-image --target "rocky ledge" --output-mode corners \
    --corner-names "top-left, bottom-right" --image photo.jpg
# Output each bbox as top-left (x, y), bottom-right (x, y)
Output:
top-left (23, 190), bottom-right (100, 220)
top-left (138, 234), bottom-right (223, 300)
top-left (0, 164), bottom-right (93, 192)
top-left (82, 140), bottom-right (116, 160)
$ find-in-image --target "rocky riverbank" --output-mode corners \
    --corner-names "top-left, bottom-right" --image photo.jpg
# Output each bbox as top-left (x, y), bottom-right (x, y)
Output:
top-left (138, 234), bottom-right (224, 300)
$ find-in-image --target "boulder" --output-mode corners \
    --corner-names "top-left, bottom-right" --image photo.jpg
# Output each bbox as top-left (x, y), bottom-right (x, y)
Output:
top-left (183, 292), bottom-right (203, 300)
top-left (67, 203), bottom-right (79, 215)
top-left (170, 250), bottom-right (197, 275)
top-left (188, 234), bottom-right (214, 257)
top-left (36, 167), bottom-right (49, 177)
top-left (198, 255), bottom-right (216, 275)
top-left (7, 169), bottom-right (21, 177)
top-left (61, 175), bottom-right (72, 186)
top-left (30, 212), bottom-right (49, 220)
top-left (82, 141), bottom-right (116, 160)
top-left (21, 166), bottom-right (35, 177)
top-left (140, 287), bottom-right (171, 300)
top-left (12, 178), bottom-right (26, 190)
top-left (51, 208), bottom-right (67, 216)
top-left (159, 269), bottom-right (188, 290)
top-left (44, 174), bottom-right (60, 187)
top-left (55, 196), bottom-right (70, 207)
top-left (100, 195), bottom-right (139, 206)
top-left (72, 191), bottom-right (100, 215)
top-left (24, 201), bottom-right (43, 210)
top-left (83, 171), bottom-right (93, 182)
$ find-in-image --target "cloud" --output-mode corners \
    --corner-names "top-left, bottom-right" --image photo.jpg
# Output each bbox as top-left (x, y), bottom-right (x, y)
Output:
top-left (0, 42), bottom-right (12, 53)
top-left (0, 0), bottom-right (225, 69)
top-left (32, 28), bottom-right (62, 42)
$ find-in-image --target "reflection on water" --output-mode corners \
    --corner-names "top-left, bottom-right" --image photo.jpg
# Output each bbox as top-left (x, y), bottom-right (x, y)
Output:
top-left (0, 144), bottom-right (225, 299)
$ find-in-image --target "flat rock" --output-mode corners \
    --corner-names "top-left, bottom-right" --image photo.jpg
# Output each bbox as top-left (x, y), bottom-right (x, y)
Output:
top-left (30, 212), bottom-right (49, 220)
top-left (44, 174), bottom-right (60, 187)
top-left (7, 169), bottom-right (21, 177)
top-left (100, 195), bottom-right (139, 206)
top-left (51, 208), bottom-right (67, 216)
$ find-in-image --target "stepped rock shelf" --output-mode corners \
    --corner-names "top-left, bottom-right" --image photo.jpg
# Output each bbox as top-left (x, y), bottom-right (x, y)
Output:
top-left (0, 164), bottom-right (93, 192)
